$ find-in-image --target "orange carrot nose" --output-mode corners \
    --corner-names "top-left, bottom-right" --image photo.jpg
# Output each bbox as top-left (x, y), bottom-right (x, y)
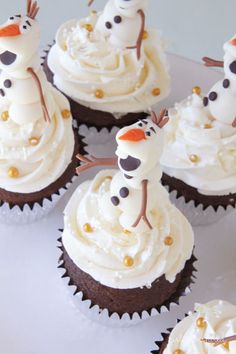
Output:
top-left (0, 24), bottom-right (21, 37)
top-left (119, 129), bottom-right (146, 142)
top-left (230, 38), bottom-right (236, 46)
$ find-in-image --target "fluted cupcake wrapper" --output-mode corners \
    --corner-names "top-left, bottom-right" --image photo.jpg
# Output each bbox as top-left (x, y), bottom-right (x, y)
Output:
top-left (57, 236), bottom-right (197, 328)
top-left (0, 176), bottom-right (77, 225)
top-left (167, 189), bottom-right (234, 227)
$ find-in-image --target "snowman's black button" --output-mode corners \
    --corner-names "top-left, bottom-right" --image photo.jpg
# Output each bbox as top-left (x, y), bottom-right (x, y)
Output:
top-left (203, 97), bottom-right (208, 106)
top-left (223, 79), bottom-right (230, 88)
top-left (105, 21), bottom-right (112, 29)
top-left (0, 89), bottom-right (5, 97)
top-left (111, 196), bottom-right (120, 206)
top-left (230, 61), bottom-right (236, 74)
top-left (4, 79), bottom-right (12, 88)
top-left (209, 91), bottom-right (218, 101)
top-left (114, 16), bottom-right (122, 24)
top-left (120, 187), bottom-right (129, 198)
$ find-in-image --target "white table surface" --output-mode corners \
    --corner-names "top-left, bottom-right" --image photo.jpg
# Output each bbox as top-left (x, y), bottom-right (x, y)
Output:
top-left (0, 53), bottom-right (236, 354)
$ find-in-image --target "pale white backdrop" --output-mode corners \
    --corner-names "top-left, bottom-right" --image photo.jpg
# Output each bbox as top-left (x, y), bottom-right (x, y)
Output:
top-left (0, 0), bottom-right (235, 61)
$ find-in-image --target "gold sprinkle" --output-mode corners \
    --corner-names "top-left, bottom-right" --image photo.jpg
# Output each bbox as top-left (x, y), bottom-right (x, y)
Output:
top-left (222, 342), bottom-right (230, 350)
top-left (61, 109), bottom-right (71, 119)
top-left (123, 229), bottom-right (132, 235)
top-left (152, 87), bottom-right (161, 96)
top-left (95, 89), bottom-right (104, 99)
top-left (189, 154), bottom-right (200, 163)
top-left (196, 317), bottom-right (207, 329)
top-left (8, 166), bottom-right (19, 178)
top-left (192, 86), bottom-right (201, 95)
top-left (142, 30), bottom-right (148, 40)
top-left (1, 111), bottom-right (9, 121)
top-left (202, 123), bottom-right (212, 129)
top-left (29, 137), bottom-right (40, 146)
top-left (174, 350), bottom-right (185, 354)
top-left (164, 236), bottom-right (174, 246)
top-left (123, 256), bottom-right (134, 267)
top-left (105, 176), bottom-right (112, 180)
top-left (83, 23), bottom-right (93, 32)
top-left (83, 223), bottom-right (93, 233)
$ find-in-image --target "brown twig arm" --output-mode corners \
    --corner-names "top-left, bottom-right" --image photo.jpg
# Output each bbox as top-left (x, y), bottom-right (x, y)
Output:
top-left (88, 0), bottom-right (95, 6)
top-left (232, 118), bottom-right (236, 128)
top-left (76, 154), bottom-right (118, 174)
top-left (202, 56), bottom-right (224, 68)
top-left (27, 0), bottom-right (39, 19)
top-left (202, 335), bottom-right (236, 347)
top-left (151, 109), bottom-right (169, 128)
top-left (127, 9), bottom-right (145, 60)
top-left (132, 179), bottom-right (152, 230)
top-left (27, 68), bottom-right (50, 123)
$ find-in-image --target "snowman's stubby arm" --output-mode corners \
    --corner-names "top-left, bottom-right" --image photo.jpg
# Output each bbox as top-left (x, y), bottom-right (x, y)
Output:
top-left (202, 56), bottom-right (224, 68)
top-left (76, 154), bottom-right (118, 174)
top-left (132, 179), bottom-right (152, 230)
top-left (127, 9), bottom-right (145, 60)
top-left (88, 0), bottom-right (94, 6)
top-left (202, 335), bottom-right (236, 347)
top-left (27, 67), bottom-right (51, 123)
top-left (232, 118), bottom-right (236, 128)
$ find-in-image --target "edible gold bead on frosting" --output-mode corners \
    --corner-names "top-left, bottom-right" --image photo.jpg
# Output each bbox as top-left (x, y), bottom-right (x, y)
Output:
top-left (1, 111), bottom-right (9, 121)
top-left (196, 317), bottom-right (207, 329)
top-left (164, 236), bottom-right (174, 246)
top-left (61, 109), bottom-right (71, 119)
top-left (202, 123), bottom-right (212, 129)
top-left (222, 342), bottom-right (229, 350)
top-left (173, 350), bottom-right (185, 354)
top-left (123, 229), bottom-right (132, 235)
top-left (192, 86), bottom-right (201, 95)
top-left (8, 166), bottom-right (19, 178)
top-left (95, 89), bottom-right (104, 99)
top-left (29, 137), bottom-right (40, 146)
top-left (152, 87), bottom-right (161, 96)
top-left (83, 223), bottom-right (93, 233)
top-left (142, 30), bottom-right (148, 40)
top-left (84, 23), bottom-right (93, 32)
top-left (189, 154), bottom-right (200, 163)
top-left (123, 256), bottom-right (134, 267)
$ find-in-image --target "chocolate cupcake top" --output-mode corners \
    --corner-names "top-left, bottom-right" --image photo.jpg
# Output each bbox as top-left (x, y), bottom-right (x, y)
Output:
top-left (47, 1), bottom-right (170, 115)
top-left (163, 300), bottom-right (236, 353)
top-left (161, 48), bottom-right (236, 196)
top-left (0, 1), bottom-right (74, 193)
top-left (62, 113), bottom-right (193, 289)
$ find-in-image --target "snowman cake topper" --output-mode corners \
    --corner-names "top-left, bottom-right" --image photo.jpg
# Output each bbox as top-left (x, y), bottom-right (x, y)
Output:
top-left (0, 0), bottom-right (50, 123)
top-left (76, 109), bottom-right (169, 231)
top-left (87, 0), bottom-right (147, 59)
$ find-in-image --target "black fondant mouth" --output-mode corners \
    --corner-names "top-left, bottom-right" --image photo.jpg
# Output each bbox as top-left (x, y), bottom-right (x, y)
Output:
top-left (0, 51), bottom-right (17, 65)
top-left (119, 155), bottom-right (141, 172)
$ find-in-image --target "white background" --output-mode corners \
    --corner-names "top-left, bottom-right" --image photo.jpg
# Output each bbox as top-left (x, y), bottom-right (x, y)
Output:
top-left (0, 0), bottom-right (236, 61)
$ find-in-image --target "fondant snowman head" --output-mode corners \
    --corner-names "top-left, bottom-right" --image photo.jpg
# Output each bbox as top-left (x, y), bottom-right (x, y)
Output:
top-left (116, 117), bottom-right (164, 178)
top-left (114, 0), bottom-right (148, 17)
top-left (0, 0), bottom-right (40, 73)
top-left (223, 35), bottom-right (236, 81)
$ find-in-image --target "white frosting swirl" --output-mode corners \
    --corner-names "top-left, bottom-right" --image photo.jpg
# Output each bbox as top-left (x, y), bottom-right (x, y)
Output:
top-left (62, 169), bottom-right (193, 289)
top-left (163, 300), bottom-right (236, 353)
top-left (48, 12), bottom-right (170, 115)
top-left (161, 93), bottom-right (236, 196)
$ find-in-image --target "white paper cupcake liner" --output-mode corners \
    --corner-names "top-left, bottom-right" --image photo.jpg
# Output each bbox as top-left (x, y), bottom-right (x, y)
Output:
top-left (57, 237), bottom-right (197, 328)
top-left (167, 189), bottom-right (235, 226)
top-left (0, 176), bottom-right (77, 225)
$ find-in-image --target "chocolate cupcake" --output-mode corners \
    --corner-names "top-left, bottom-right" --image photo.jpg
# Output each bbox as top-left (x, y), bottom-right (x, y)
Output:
top-left (59, 112), bottom-right (195, 325)
top-left (0, 0), bottom-right (79, 223)
top-left (161, 35), bottom-right (236, 226)
top-left (44, 0), bottom-right (170, 130)
top-left (152, 300), bottom-right (236, 353)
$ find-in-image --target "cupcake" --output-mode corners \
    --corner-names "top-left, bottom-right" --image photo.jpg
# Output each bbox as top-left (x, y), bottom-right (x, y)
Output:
top-left (0, 0), bottom-right (79, 223)
top-left (59, 112), bottom-right (195, 324)
top-left (161, 34), bottom-right (236, 226)
top-left (152, 300), bottom-right (236, 353)
top-left (44, 0), bottom-right (170, 130)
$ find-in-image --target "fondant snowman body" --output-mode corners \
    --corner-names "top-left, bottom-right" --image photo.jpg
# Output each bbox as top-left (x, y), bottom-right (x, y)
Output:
top-left (95, 0), bottom-right (148, 48)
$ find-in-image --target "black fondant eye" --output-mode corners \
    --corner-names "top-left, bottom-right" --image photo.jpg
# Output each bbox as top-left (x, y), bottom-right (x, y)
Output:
top-left (23, 25), bottom-right (27, 29)
top-left (146, 131), bottom-right (151, 137)
top-left (138, 122), bottom-right (143, 127)
top-left (9, 16), bottom-right (15, 20)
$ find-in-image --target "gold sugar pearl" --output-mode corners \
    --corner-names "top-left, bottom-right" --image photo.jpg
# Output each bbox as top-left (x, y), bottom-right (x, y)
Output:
top-left (84, 23), bottom-right (93, 32)
top-left (203, 123), bottom-right (212, 129)
top-left (123, 256), bottom-right (134, 267)
top-left (83, 223), bottom-right (93, 233)
top-left (189, 154), bottom-right (200, 163)
top-left (164, 236), bottom-right (174, 246)
top-left (152, 87), bottom-right (161, 96)
top-left (95, 89), bottom-right (104, 99)
top-left (174, 350), bottom-right (185, 354)
top-left (196, 317), bottom-right (207, 329)
top-left (61, 109), bottom-right (71, 119)
top-left (1, 111), bottom-right (9, 121)
top-left (123, 229), bottom-right (132, 235)
top-left (142, 30), bottom-right (148, 40)
top-left (192, 86), bottom-right (202, 95)
top-left (222, 342), bottom-right (229, 350)
top-left (29, 137), bottom-right (40, 146)
top-left (8, 166), bottom-right (19, 178)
